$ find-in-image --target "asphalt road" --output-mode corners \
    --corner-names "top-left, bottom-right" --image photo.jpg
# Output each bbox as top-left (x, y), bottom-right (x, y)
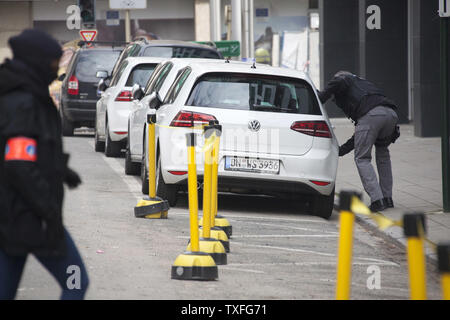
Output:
top-left (15, 131), bottom-right (442, 300)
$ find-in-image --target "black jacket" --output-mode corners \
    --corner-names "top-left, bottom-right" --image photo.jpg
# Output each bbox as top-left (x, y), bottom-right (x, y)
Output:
top-left (0, 59), bottom-right (68, 257)
top-left (318, 73), bottom-right (398, 156)
top-left (318, 73), bottom-right (397, 122)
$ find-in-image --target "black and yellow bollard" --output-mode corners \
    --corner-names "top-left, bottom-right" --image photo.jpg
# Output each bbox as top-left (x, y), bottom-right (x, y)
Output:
top-left (335, 190), bottom-right (360, 300)
top-left (437, 243), bottom-right (450, 300)
top-left (171, 133), bottom-right (218, 280)
top-left (210, 124), bottom-right (232, 238)
top-left (403, 213), bottom-right (427, 300)
top-left (135, 112), bottom-right (169, 219)
top-left (186, 127), bottom-right (227, 265)
top-left (198, 124), bottom-right (230, 253)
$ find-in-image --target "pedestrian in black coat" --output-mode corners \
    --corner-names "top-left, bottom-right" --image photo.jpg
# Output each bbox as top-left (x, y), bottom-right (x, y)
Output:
top-left (0, 29), bottom-right (89, 300)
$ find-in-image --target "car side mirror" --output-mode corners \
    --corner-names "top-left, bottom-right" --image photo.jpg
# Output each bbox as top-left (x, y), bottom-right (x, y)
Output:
top-left (148, 92), bottom-right (163, 110)
top-left (58, 73), bottom-right (66, 81)
top-left (97, 78), bottom-right (107, 92)
top-left (132, 83), bottom-right (144, 101)
top-left (96, 70), bottom-right (109, 79)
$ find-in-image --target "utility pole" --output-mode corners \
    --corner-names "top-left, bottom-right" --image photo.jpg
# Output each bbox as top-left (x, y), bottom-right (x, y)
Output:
top-left (439, 0), bottom-right (450, 212)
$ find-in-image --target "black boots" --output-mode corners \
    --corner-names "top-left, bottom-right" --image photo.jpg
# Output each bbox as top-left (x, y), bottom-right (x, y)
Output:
top-left (370, 199), bottom-right (386, 212)
top-left (383, 197), bottom-right (394, 208)
top-left (369, 197), bottom-right (394, 212)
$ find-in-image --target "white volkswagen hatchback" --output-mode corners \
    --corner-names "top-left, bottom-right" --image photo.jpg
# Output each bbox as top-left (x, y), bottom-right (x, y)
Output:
top-left (95, 56), bottom-right (165, 156)
top-left (142, 60), bottom-right (339, 219)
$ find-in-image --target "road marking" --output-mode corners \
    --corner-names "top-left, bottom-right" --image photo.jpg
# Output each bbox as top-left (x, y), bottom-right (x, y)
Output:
top-left (220, 266), bottom-right (265, 274)
top-left (230, 234), bottom-right (338, 238)
top-left (232, 242), bottom-right (399, 266)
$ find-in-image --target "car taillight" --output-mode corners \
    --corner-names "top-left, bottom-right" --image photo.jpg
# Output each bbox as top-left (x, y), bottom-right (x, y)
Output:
top-left (67, 75), bottom-right (79, 95)
top-left (168, 171), bottom-right (188, 176)
top-left (115, 90), bottom-right (133, 102)
top-left (310, 180), bottom-right (331, 186)
top-left (290, 121), bottom-right (332, 138)
top-left (170, 110), bottom-right (217, 127)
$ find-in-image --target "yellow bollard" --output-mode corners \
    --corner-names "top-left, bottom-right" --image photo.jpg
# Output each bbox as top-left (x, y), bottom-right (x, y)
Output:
top-left (335, 190), bottom-right (360, 300)
top-left (134, 112), bottom-right (169, 219)
top-left (403, 213), bottom-right (427, 300)
top-left (187, 133), bottom-right (200, 252)
top-left (437, 243), bottom-right (450, 300)
top-left (171, 133), bottom-right (218, 280)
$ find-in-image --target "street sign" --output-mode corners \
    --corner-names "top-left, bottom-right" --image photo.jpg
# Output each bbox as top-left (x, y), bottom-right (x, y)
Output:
top-left (109, 0), bottom-right (147, 9)
top-left (79, 29), bottom-right (97, 42)
top-left (196, 40), bottom-right (240, 57)
top-left (439, 0), bottom-right (450, 17)
top-left (106, 10), bottom-right (120, 26)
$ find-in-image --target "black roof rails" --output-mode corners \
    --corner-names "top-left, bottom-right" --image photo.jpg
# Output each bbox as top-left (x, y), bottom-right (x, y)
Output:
top-left (77, 40), bottom-right (129, 49)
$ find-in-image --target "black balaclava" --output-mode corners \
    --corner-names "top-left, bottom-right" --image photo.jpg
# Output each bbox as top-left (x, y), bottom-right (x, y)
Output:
top-left (8, 29), bottom-right (63, 86)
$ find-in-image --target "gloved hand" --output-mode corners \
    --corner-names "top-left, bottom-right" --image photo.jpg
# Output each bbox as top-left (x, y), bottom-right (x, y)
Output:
top-left (64, 167), bottom-right (82, 189)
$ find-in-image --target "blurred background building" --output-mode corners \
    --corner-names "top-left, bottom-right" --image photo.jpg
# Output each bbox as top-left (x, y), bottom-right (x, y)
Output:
top-left (0, 0), bottom-right (448, 138)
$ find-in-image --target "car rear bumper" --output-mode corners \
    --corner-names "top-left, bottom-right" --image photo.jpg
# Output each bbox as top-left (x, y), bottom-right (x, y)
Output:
top-left (62, 98), bottom-right (97, 123)
top-left (160, 147), bottom-right (338, 197)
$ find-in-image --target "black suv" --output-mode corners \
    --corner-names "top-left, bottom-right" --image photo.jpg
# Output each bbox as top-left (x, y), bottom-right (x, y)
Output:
top-left (59, 46), bottom-right (122, 136)
top-left (109, 40), bottom-right (223, 81)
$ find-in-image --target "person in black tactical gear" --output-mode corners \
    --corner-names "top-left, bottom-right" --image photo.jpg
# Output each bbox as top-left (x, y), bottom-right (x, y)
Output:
top-left (0, 29), bottom-right (89, 299)
top-left (318, 71), bottom-right (399, 212)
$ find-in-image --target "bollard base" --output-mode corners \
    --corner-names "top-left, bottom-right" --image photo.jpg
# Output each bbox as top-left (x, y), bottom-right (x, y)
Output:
top-left (199, 227), bottom-right (230, 253)
top-left (171, 252), bottom-right (218, 281)
top-left (215, 215), bottom-right (232, 238)
top-left (187, 238), bottom-right (227, 265)
top-left (199, 216), bottom-right (232, 238)
top-left (135, 197), bottom-right (169, 219)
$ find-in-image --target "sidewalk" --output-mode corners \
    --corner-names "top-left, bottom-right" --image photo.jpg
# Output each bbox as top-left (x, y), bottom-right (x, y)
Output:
top-left (331, 118), bottom-right (450, 261)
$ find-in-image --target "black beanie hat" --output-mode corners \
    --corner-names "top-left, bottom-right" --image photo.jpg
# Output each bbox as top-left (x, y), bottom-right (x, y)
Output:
top-left (8, 29), bottom-right (63, 86)
top-left (9, 28), bottom-right (63, 63)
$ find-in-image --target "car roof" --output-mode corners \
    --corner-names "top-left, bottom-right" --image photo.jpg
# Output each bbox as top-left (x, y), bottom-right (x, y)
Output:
top-left (78, 47), bottom-right (123, 52)
top-left (135, 39), bottom-right (218, 50)
top-left (122, 56), bottom-right (167, 66)
top-left (182, 60), bottom-right (310, 81)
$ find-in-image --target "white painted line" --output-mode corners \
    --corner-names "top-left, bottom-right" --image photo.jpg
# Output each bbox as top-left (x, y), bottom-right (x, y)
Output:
top-left (247, 222), bottom-right (339, 234)
top-left (220, 266), bottom-right (265, 274)
top-left (231, 234), bottom-right (338, 238)
top-left (232, 242), bottom-right (399, 267)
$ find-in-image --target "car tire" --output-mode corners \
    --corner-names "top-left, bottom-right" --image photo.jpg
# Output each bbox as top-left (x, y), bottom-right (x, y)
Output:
top-left (94, 121), bottom-right (105, 152)
top-left (156, 155), bottom-right (178, 207)
top-left (105, 122), bottom-right (122, 157)
top-left (125, 149), bottom-right (140, 175)
top-left (311, 187), bottom-right (335, 220)
top-left (61, 112), bottom-right (74, 137)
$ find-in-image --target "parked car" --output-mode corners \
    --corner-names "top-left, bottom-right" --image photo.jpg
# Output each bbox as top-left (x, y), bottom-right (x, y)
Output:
top-left (59, 46), bottom-right (122, 136)
top-left (127, 58), bottom-right (195, 176)
top-left (94, 57), bottom-right (165, 156)
top-left (109, 40), bottom-right (223, 82)
top-left (138, 60), bottom-right (339, 219)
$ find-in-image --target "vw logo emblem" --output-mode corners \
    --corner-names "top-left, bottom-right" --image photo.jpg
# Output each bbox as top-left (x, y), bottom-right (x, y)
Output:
top-left (248, 120), bottom-right (261, 132)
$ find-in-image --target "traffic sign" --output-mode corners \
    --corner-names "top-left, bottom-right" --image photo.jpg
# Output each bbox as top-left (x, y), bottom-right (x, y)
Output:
top-left (109, 0), bottom-right (147, 9)
top-left (79, 29), bottom-right (97, 42)
top-left (196, 40), bottom-right (240, 57)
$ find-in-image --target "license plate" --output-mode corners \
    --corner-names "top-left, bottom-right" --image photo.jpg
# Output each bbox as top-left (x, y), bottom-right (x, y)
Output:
top-left (224, 156), bottom-right (280, 174)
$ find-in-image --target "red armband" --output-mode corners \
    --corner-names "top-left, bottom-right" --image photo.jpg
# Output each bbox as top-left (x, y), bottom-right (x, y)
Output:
top-left (4, 137), bottom-right (37, 162)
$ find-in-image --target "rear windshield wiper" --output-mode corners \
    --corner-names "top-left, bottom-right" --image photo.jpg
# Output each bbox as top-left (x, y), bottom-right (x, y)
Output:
top-left (251, 104), bottom-right (296, 113)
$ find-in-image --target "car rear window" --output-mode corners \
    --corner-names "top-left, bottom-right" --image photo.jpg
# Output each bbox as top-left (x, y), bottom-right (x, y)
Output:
top-left (186, 73), bottom-right (322, 115)
top-left (75, 50), bottom-right (121, 82)
top-left (125, 64), bottom-right (157, 87)
top-left (143, 46), bottom-right (221, 59)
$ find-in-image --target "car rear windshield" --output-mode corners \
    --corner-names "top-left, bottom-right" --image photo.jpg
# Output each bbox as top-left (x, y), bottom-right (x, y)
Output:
top-left (143, 46), bottom-right (221, 59)
top-left (75, 50), bottom-right (121, 82)
top-left (125, 64), bottom-right (157, 87)
top-left (186, 73), bottom-right (322, 115)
